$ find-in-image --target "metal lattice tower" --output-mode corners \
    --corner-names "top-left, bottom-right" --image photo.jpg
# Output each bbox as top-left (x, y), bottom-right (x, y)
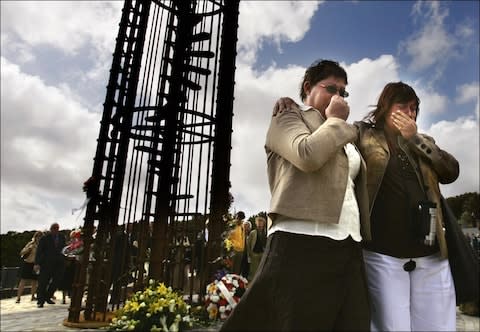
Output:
top-left (67, 0), bottom-right (239, 323)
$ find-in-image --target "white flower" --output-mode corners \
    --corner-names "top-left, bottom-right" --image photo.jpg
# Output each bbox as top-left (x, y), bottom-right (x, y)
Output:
top-left (121, 316), bottom-right (127, 321)
top-left (140, 302), bottom-right (146, 307)
top-left (169, 321), bottom-right (179, 332)
top-left (160, 316), bottom-right (168, 332)
top-left (211, 295), bottom-right (220, 303)
top-left (146, 313), bottom-right (151, 318)
top-left (139, 294), bottom-right (145, 301)
top-left (169, 301), bottom-right (175, 312)
top-left (149, 279), bottom-right (154, 285)
top-left (219, 306), bottom-right (226, 313)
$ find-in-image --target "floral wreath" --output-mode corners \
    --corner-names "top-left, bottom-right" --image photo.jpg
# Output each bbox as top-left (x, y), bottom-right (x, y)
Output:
top-left (205, 273), bottom-right (248, 320)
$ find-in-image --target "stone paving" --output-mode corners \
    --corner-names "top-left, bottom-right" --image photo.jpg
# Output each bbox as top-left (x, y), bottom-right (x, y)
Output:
top-left (1, 291), bottom-right (478, 331)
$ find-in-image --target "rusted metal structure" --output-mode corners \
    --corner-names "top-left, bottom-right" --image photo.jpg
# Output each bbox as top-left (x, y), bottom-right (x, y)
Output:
top-left (67, 0), bottom-right (240, 323)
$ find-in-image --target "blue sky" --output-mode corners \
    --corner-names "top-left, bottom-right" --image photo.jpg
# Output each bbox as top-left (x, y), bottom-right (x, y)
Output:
top-left (1, 1), bottom-right (479, 233)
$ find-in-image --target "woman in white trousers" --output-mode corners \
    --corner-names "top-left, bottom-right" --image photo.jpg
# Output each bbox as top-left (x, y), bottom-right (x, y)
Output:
top-left (356, 82), bottom-right (459, 331)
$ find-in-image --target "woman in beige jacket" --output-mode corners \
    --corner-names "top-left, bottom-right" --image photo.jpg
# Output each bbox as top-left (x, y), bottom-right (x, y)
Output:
top-left (221, 59), bottom-right (371, 331)
top-left (16, 231), bottom-right (43, 303)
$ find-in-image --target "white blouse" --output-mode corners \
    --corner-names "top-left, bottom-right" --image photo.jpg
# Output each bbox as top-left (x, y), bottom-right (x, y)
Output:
top-left (269, 142), bottom-right (362, 242)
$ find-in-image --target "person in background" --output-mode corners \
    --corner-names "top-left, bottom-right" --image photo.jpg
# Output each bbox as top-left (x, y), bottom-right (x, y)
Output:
top-left (221, 59), bottom-right (371, 331)
top-left (35, 222), bottom-right (66, 308)
top-left (240, 220), bottom-right (252, 278)
top-left (59, 230), bottom-right (81, 304)
top-left (227, 211), bottom-right (246, 275)
top-left (16, 231), bottom-right (43, 303)
top-left (247, 216), bottom-right (267, 281)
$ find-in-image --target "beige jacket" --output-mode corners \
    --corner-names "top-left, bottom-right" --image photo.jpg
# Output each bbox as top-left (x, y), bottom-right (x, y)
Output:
top-left (20, 240), bottom-right (39, 264)
top-left (265, 106), bottom-right (371, 241)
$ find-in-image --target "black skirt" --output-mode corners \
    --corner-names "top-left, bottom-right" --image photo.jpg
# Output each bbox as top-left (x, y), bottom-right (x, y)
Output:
top-left (220, 231), bottom-right (371, 331)
top-left (20, 261), bottom-right (38, 280)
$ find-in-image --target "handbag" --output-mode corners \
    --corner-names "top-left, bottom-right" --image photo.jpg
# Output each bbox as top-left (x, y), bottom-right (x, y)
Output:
top-left (441, 196), bottom-right (479, 304)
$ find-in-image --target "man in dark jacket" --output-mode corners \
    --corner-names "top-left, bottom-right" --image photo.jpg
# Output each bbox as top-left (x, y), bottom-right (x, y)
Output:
top-left (34, 222), bottom-right (66, 307)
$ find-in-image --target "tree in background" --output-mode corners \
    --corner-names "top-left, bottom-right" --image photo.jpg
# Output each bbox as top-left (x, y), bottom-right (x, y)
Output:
top-left (1, 229), bottom-right (72, 267)
top-left (446, 192), bottom-right (479, 228)
top-left (2, 192), bottom-right (478, 268)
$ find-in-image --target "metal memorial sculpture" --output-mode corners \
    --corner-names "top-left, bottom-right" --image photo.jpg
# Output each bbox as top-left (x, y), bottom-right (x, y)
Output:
top-left (67, 0), bottom-right (240, 323)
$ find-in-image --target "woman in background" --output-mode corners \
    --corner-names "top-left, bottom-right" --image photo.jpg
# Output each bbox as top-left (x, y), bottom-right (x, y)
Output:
top-left (16, 231), bottom-right (43, 303)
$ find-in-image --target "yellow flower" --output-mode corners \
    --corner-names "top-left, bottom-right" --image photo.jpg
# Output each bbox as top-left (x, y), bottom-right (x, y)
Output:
top-left (224, 239), bottom-right (233, 251)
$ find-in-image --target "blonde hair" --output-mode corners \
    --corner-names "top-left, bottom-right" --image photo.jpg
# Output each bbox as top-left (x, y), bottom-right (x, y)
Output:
top-left (33, 231), bottom-right (43, 241)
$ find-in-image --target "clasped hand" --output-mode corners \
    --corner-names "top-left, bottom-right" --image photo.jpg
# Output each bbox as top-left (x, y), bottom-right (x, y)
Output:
top-left (392, 110), bottom-right (417, 139)
top-left (273, 95), bottom-right (349, 121)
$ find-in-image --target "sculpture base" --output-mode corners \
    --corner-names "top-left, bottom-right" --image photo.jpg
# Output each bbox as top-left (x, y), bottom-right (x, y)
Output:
top-left (62, 311), bottom-right (115, 329)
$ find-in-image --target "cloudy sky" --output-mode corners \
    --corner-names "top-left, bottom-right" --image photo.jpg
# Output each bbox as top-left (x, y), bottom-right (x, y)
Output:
top-left (1, 1), bottom-right (479, 233)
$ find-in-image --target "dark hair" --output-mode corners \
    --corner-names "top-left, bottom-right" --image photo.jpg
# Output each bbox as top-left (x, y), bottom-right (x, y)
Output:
top-left (364, 82), bottom-right (420, 125)
top-left (236, 211), bottom-right (245, 220)
top-left (299, 59), bottom-right (348, 101)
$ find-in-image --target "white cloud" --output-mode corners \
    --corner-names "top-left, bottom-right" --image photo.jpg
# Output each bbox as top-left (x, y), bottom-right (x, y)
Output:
top-left (0, 1), bottom-right (122, 85)
top-left (455, 21), bottom-right (475, 39)
top-left (426, 117), bottom-right (480, 198)
top-left (408, 85), bottom-right (449, 130)
top-left (456, 82), bottom-right (480, 104)
top-left (237, 1), bottom-right (322, 65)
top-left (402, 1), bottom-right (453, 72)
top-left (344, 55), bottom-right (400, 121)
top-left (0, 33), bottom-right (35, 64)
top-left (0, 1), bottom-right (121, 56)
top-left (0, 57), bottom-right (100, 232)
top-left (455, 82), bottom-right (480, 119)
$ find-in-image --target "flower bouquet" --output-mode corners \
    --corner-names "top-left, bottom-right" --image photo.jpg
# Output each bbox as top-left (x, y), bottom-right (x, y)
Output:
top-left (204, 273), bottom-right (248, 320)
top-left (61, 229), bottom-right (84, 258)
top-left (109, 279), bottom-right (193, 331)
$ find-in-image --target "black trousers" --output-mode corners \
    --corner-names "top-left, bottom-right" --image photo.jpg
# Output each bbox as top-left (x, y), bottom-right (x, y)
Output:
top-left (37, 262), bottom-right (64, 304)
top-left (220, 231), bottom-right (370, 331)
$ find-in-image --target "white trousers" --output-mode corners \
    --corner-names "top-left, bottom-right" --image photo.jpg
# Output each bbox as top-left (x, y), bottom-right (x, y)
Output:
top-left (363, 250), bottom-right (456, 331)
